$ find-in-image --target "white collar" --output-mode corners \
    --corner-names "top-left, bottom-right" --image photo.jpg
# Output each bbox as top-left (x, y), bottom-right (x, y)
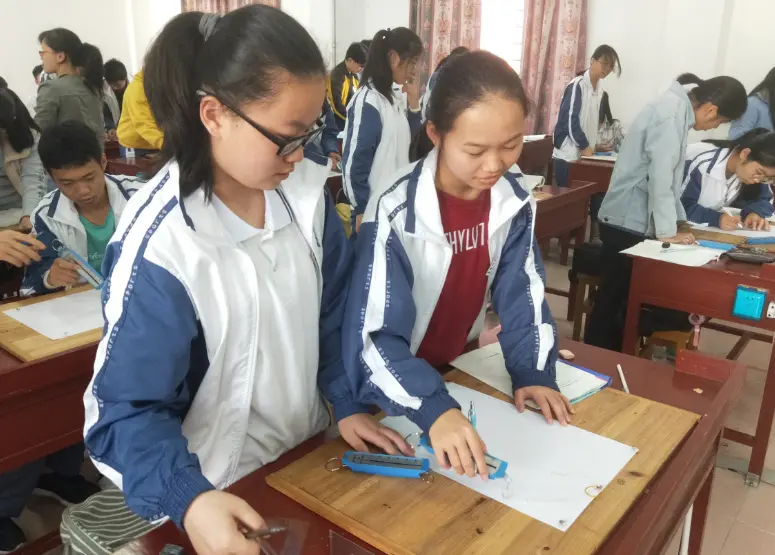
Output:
top-left (706, 148), bottom-right (735, 183)
top-left (211, 189), bottom-right (292, 243)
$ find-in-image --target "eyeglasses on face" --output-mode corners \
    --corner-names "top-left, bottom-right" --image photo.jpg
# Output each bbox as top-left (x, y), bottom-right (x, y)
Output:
top-left (197, 90), bottom-right (325, 157)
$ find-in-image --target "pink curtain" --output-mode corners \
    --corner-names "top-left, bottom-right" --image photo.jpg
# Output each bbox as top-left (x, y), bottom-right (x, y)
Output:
top-left (411, 0), bottom-right (482, 93)
top-left (181, 0), bottom-right (279, 13)
top-left (521, 0), bottom-right (587, 135)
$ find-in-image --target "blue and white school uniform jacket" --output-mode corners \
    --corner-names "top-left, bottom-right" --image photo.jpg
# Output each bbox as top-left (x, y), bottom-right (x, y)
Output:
top-left (681, 143), bottom-right (774, 226)
top-left (342, 148), bottom-right (558, 433)
top-left (552, 70), bottom-right (602, 162)
top-left (83, 157), bottom-right (365, 527)
top-left (22, 174), bottom-right (141, 295)
top-left (342, 82), bottom-right (422, 217)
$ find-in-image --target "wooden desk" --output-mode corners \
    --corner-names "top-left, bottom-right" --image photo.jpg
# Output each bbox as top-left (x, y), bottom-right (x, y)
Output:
top-left (104, 140), bottom-right (120, 158)
top-left (106, 156), bottom-right (159, 177)
top-left (535, 180), bottom-right (604, 269)
top-left (119, 340), bottom-right (743, 555)
top-left (518, 136), bottom-right (553, 183)
top-left (622, 256), bottom-right (775, 485)
top-left (569, 159), bottom-right (615, 192)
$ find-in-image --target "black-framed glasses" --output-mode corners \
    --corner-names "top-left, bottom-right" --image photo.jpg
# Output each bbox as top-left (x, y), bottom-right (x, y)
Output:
top-left (197, 89), bottom-right (325, 157)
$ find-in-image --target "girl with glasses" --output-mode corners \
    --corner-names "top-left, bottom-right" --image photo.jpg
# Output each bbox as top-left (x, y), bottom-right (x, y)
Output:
top-left (682, 128), bottom-right (775, 231)
top-left (81, 7), bottom-right (409, 555)
top-left (342, 27), bottom-right (424, 234)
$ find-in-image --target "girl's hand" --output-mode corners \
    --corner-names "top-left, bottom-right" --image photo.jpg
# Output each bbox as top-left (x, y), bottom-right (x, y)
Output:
top-left (428, 409), bottom-right (489, 480)
top-left (403, 80), bottom-right (421, 110)
top-left (660, 232), bottom-right (695, 245)
top-left (514, 386), bottom-right (574, 425)
top-left (183, 490), bottom-right (265, 555)
top-left (719, 213), bottom-right (741, 231)
top-left (744, 213), bottom-right (770, 231)
top-left (580, 147), bottom-right (594, 157)
top-left (338, 413), bottom-right (413, 456)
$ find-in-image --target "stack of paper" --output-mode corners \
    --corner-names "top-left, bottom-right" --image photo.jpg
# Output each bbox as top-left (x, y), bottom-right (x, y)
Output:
top-left (621, 240), bottom-right (722, 267)
top-left (582, 153), bottom-right (617, 162)
top-left (451, 343), bottom-right (611, 403)
top-left (382, 383), bottom-right (638, 531)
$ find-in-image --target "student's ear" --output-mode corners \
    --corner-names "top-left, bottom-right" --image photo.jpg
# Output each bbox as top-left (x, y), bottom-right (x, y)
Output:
top-left (100, 153), bottom-right (107, 171)
top-left (739, 148), bottom-right (751, 163)
top-left (426, 122), bottom-right (442, 149)
top-left (705, 104), bottom-right (719, 120)
top-left (388, 50), bottom-right (400, 71)
top-left (200, 95), bottom-right (227, 138)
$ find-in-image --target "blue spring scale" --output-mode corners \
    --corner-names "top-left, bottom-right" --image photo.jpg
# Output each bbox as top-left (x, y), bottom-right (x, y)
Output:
top-left (418, 434), bottom-right (508, 479)
top-left (57, 245), bottom-right (104, 289)
top-left (339, 451), bottom-right (430, 479)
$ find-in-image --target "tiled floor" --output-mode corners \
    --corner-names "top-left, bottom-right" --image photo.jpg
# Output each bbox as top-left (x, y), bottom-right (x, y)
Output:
top-left (12, 242), bottom-right (775, 555)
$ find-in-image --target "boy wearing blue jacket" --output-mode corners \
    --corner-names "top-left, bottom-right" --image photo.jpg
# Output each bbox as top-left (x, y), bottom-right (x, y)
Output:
top-left (344, 52), bottom-right (571, 481)
top-left (23, 121), bottom-right (141, 295)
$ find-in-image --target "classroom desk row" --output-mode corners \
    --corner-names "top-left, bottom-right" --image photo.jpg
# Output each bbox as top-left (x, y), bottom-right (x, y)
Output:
top-left (112, 341), bottom-right (743, 555)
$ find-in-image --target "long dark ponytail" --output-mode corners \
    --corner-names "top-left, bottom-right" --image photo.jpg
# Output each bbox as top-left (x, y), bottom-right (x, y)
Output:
top-left (410, 51), bottom-right (530, 162)
top-left (360, 27), bottom-right (423, 105)
top-left (0, 88), bottom-right (40, 152)
top-left (144, 5), bottom-right (326, 198)
top-left (750, 67), bottom-right (775, 128)
top-left (38, 28), bottom-right (104, 96)
top-left (677, 73), bottom-right (747, 120)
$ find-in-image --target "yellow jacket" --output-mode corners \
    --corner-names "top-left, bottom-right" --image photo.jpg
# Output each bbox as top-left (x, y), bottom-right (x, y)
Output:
top-left (117, 71), bottom-right (163, 151)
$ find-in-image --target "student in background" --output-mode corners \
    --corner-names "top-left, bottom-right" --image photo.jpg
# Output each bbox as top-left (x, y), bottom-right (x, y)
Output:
top-left (588, 91), bottom-right (625, 243)
top-left (552, 45), bottom-right (621, 187)
top-left (729, 67), bottom-right (775, 139)
top-left (0, 89), bottom-right (48, 232)
top-left (26, 65), bottom-right (44, 115)
top-left (586, 73), bottom-right (747, 351)
top-left (79, 8), bottom-right (408, 555)
top-left (36, 29), bottom-right (105, 144)
top-left (76, 43), bottom-right (119, 139)
top-left (116, 70), bottom-right (163, 156)
top-left (22, 121), bottom-right (141, 295)
top-left (420, 46), bottom-right (469, 122)
top-left (342, 27), bottom-right (424, 234)
top-left (682, 128), bottom-right (775, 231)
top-left (327, 42), bottom-right (366, 131)
top-left (344, 51), bottom-right (569, 479)
top-left (103, 59), bottom-right (128, 111)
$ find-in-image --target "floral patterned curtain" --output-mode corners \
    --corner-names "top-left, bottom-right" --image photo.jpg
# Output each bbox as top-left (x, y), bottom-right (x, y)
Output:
top-left (411, 0), bottom-right (482, 93)
top-left (181, 0), bottom-right (279, 13)
top-left (521, 0), bottom-right (587, 135)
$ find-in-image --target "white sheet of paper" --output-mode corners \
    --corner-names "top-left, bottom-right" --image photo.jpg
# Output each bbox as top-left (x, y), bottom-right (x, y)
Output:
top-left (382, 384), bottom-right (638, 531)
top-left (689, 222), bottom-right (775, 239)
top-left (4, 289), bottom-right (103, 340)
top-left (621, 240), bottom-right (722, 267)
top-left (523, 174), bottom-right (545, 191)
top-left (582, 154), bottom-right (617, 162)
top-left (451, 344), bottom-right (609, 403)
top-left (524, 134), bottom-right (548, 142)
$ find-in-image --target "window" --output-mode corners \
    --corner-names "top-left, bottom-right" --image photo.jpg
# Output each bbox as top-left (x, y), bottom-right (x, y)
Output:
top-left (480, 0), bottom-right (525, 73)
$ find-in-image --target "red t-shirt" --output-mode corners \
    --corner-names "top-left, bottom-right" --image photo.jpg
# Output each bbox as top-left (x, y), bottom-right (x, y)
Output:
top-left (416, 189), bottom-right (491, 367)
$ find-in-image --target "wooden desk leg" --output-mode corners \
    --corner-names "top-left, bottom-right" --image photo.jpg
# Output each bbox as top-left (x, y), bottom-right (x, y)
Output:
top-left (559, 235), bottom-right (570, 265)
top-left (747, 338), bottom-right (775, 485)
top-left (688, 463), bottom-right (715, 555)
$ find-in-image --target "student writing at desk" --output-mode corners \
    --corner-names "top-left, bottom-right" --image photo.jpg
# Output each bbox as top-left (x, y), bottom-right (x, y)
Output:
top-left (586, 73), bottom-right (747, 351)
top-left (76, 8), bottom-right (408, 555)
top-left (344, 51), bottom-right (571, 481)
top-left (21, 121), bottom-right (141, 295)
top-left (682, 128), bottom-right (775, 231)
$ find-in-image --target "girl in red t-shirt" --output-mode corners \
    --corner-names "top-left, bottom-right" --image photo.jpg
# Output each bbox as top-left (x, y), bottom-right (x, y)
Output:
top-left (343, 51), bottom-right (572, 480)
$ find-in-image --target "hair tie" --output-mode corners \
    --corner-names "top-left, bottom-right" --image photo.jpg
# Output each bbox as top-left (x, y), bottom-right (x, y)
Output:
top-left (199, 13), bottom-right (221, 41)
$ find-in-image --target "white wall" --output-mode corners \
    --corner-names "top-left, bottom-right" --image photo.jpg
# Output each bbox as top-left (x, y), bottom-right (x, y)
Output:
top-left (126, 0), bottom-right (181, 75)
top-left (0, 0), bottom-right (136, 104)
top-left (334, 0), bottom-right (411, 64)
top-left (284, 0), bottom-right (336, 67)
top-left (587, 0), bottom-right (775, 138)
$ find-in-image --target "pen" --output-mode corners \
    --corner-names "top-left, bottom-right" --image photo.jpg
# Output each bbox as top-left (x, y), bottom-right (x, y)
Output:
top-left (468, 401), bottom-right (477, 430)
top-left (722, 207), bottom-right (743, 229)
top-left (244, 525), bottom-right (288, 540)
top-left (617, 364), bottom-right (630, 394)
